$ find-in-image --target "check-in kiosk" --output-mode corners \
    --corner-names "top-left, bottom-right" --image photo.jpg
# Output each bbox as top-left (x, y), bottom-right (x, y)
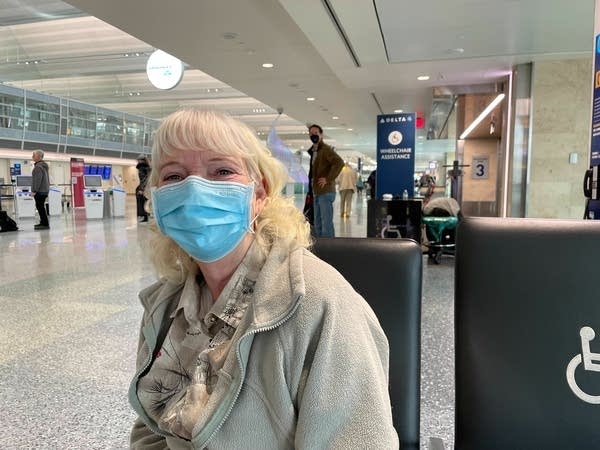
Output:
top-left (48, 186), bottom-right (62, 216)
top-left (83, 175), bottom-right (104, 219)
top-left (15, 175), bottom-right (36, 218)
top-left (111, 186), bottom-right (126, 217)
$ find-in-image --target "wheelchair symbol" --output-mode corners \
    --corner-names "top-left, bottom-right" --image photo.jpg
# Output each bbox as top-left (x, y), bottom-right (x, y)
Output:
top-left (381, 215), bottom-right (401, 239)
top-left (566, 326), bottom-right (600, 404)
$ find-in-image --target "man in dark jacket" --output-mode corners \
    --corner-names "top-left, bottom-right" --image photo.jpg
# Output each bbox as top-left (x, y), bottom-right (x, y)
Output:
top-left (31, 149), bottom-right (50, 230)
top-left (308, 124), bottom-right (344, 237)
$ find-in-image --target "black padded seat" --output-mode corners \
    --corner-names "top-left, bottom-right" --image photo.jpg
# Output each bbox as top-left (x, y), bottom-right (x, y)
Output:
top-left (313, 237), bottom-right (422, 450)
top-left (454, 217), bottom-right (600, 449)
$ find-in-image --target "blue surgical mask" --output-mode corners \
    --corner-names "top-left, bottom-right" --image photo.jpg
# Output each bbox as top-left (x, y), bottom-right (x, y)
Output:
top-left (151, 176), bottom-right (255, 263)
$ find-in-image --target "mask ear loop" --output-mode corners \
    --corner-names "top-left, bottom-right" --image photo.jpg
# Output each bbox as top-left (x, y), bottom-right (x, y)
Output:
top-left (247, 177), bottom-right (269, 234)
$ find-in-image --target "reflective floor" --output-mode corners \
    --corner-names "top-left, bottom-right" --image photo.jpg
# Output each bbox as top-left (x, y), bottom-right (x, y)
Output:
top-left (0, 194), bottom-right (454, 449)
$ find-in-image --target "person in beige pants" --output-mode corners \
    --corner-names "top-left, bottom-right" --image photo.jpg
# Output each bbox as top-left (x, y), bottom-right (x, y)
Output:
top-left (337, 163), bottom-right (357, 218)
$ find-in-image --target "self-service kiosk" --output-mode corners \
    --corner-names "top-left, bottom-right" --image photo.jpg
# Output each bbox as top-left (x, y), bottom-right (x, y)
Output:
top-left (111, 186), bottom-right (126, 217)
top-left (15, 175), bottom-right (36, 218)
top-left (48, 186), bottom-right (62, 216)
top-left (83, 175), bottom-right (104, 219)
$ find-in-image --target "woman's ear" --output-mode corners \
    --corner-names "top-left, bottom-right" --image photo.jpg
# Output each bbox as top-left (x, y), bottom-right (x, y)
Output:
top-left (253, 177), bottom-right (268, 213)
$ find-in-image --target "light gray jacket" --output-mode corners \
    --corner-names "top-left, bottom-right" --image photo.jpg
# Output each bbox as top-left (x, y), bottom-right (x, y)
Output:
top-left (129, 242), bottom-right (399, 449)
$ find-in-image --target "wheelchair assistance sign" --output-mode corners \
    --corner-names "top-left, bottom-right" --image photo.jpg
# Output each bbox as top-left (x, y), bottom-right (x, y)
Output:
top-left (376, 113), bottom-right (415, 199)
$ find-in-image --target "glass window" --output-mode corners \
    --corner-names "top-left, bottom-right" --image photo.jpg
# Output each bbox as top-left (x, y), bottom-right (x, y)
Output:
top-left (97, 112), bottom-right (123, 143)
top-left (144, 121), bottom-right (157, 148)
top-left (68, 107), bottom-right (96, 139)
top-left (25, 98), bottom-right (59, 134)
top-left (0, 93), bottom-right (24, 130)
top-left (124, 119), bottom-right (144, 145)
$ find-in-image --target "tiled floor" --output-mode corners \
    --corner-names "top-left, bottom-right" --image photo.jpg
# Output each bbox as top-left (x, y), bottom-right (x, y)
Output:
top-left (0, 194), bottom-right (454, 449)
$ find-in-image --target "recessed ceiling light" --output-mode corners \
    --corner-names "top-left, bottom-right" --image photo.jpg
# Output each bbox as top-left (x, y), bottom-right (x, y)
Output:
top-left (306, 97), bottom-right (315, 101)
top-left (262, 63), bottom-right (274, 68)
top-left (332, 116), bottom-right (339, 120)
top-left (347, 128), bottom-right (353, 131)
top-left (417, 75), bottom-right (430, 81)
top-left (394, 109), bottom-right (403, 113)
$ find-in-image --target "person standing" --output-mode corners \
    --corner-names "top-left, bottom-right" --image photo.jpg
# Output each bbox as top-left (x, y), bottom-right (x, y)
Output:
top-left (135, 155), bottom-right (151, 223)
top-left (337, 162), bottom-right (357, 218)
top-left (356, 175), bottom-right (364, 196)
top-left (308, 124), bottom-right (343, 237)
top-left (367, 169), bottom-right (377, 199)
top-left (31, 149), bottom-right (50, 230)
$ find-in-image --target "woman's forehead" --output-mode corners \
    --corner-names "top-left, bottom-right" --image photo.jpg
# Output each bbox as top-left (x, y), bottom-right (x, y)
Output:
top-left (158, 147), bottom-right (244, 166)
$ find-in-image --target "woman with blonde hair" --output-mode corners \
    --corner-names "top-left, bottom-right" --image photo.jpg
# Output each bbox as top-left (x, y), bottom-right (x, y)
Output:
top-left (129, 108), bottom-right (397, 449)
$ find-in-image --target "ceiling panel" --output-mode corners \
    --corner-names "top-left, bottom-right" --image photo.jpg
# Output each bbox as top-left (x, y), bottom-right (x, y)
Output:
top-left (376, 0), bottom-right (594, 63)
top-left (0, 0), bottom-right (594, 169)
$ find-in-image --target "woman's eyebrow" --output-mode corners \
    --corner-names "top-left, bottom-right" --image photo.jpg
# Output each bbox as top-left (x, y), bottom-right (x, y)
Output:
top-left (206, 155), bottom-right (238, 164)
top-left (158, 161), bottom-right (182, 171)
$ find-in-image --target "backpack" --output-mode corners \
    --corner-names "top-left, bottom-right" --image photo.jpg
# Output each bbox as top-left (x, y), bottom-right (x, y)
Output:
top-left (0, 210), bottom-right (18, 232)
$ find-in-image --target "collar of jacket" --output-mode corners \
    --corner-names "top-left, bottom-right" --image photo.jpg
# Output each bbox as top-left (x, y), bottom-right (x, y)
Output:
top-left (139, 239), bottom-right (306, 337)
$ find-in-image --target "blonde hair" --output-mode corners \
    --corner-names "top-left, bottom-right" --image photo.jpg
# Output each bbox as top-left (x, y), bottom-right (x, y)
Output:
top-left (148, 108), bottom-right (311, 282)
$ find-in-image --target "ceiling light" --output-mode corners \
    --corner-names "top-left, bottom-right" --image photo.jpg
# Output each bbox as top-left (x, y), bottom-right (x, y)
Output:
top-left (306, 97), bottom-right (315, 101)
top-left (459, 93), bottom-right (505, 139)
top-left (332, 116), bottom-right (339, 120)
top-left (347, 128), bottom-right (353, 131)
top-left (262, 63), bottom-right (274, 68)
top-left (394, 109), bottom-right (403, 113)
top-left (417, 75), bottom-right (430, 81)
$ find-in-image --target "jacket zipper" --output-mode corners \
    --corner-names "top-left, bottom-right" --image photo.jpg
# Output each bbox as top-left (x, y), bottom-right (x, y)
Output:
top-left (195, 296), bottom-right (302, 448)
top-left (132, 341), bottom-right (171, 438)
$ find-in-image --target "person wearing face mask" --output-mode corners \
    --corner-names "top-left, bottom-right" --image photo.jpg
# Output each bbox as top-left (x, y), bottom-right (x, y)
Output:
top-left (129, 109), bottom-right (398, 449)
top-left (308, 124), bottom-right (344, 237)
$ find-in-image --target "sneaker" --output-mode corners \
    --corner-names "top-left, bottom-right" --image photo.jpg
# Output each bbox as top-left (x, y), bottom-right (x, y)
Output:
top-left (34, 224), bottom-right (50, 230)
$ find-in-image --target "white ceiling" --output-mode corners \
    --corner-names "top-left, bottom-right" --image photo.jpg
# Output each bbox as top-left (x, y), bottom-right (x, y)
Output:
top-left (0, 0), bottom-right (594, 170)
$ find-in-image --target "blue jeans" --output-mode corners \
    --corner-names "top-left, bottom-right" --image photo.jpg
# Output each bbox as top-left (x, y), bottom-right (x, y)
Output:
top-left (314, 191), bottom-right (336, 237)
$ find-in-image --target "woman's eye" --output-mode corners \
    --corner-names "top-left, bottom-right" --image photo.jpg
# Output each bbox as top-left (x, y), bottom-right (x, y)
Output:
top-left (216, 168), bottom-right (234, 176)
top-left (163, 174), bottom-right (183, 183)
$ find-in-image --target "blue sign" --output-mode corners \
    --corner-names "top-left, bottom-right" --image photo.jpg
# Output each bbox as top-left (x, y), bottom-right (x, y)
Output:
top-left (376, 113), bottom-right (416, 199)
top-left (590, 34), bottom-right (600, 166)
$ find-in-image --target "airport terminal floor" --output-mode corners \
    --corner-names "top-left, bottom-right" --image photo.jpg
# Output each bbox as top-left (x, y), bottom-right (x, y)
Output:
top-left (0, 193), bottom-right (454, 449)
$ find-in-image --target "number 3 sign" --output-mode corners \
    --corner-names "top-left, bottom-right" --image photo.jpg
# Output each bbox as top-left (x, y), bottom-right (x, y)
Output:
top-left (471, 156), bottom-right (489, 179)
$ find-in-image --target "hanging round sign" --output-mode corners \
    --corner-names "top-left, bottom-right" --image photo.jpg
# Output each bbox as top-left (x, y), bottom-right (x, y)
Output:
top-left (146, 50), bottom-right (184, 90)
